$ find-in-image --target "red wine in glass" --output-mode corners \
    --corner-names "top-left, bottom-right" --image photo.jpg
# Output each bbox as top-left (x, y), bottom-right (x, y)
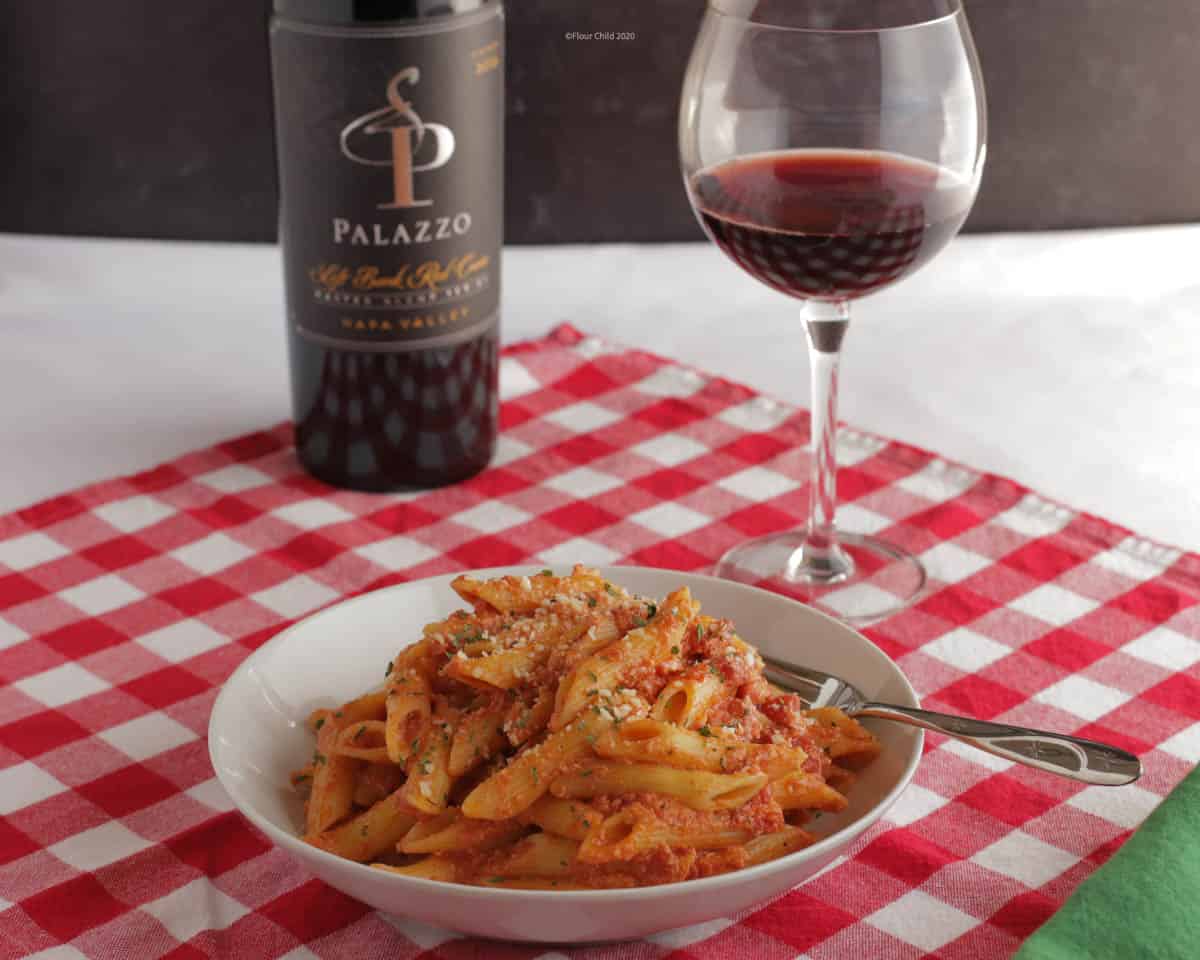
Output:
top-left (691, 149), bottom-right (974, 300)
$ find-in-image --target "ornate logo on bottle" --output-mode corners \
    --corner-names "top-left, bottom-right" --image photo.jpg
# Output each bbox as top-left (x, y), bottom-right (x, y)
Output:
top-left (339, 68), bottom-right (456, 210)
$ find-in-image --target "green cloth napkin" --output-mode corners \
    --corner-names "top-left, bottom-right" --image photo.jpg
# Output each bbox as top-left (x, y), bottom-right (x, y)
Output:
top-left (1015, 765), bottom-right (1200, 960)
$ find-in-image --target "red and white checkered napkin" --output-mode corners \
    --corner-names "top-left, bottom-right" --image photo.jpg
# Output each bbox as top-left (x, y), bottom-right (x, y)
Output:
top-left (0, 325), bottom-right (1197, 960)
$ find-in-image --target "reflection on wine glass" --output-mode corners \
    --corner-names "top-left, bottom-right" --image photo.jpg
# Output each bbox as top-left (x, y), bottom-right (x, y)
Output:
top-left (680, 0), bottom-right (987, 624)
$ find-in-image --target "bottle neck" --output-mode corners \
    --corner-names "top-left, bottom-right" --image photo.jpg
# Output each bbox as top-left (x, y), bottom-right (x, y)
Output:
top-left (272, 0), bottom-right (497, 26)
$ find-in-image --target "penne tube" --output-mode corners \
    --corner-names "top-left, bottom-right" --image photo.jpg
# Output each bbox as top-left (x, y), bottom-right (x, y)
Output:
top-left (769, 771), bottom-right (849, 812)
top-left (451, 566), bottom-right (608, 614)
top-left (487, 832), bottom-right (579, 878)
top-left (550, 761), bottom-right (767, 812)
top-left (448, 700), bottom-right (507, 776)
top-left (385, 653), bottom-right (433, 764)
top-left (520, 796), bottom-right (602, 841)
top-left (462, 708), bottom-right (611, 820)
top-left (306, 790), bottom-right (416, 862)
top-left (444, 617), bottom-right (589, 691)
top-left (332, 720), bottom-right (390, 763)
top-left (399, 810), bottom-right (525, 855)
top-left (652, 673), bottom-right (725, 728)
top-left (742, 826), bottom-right (817, 866)
top-left (371, 856), bottom-right (459, 882)
top-left (803, 707), bottom-right (882, 769)
top-left (578, 809), bottom-right (751, 865)
top-left (551, 587), bottom-right (700, 731)
top-left (757, 744), bottom-right (813, 781)
top-left (504, 686), bottom-right (554, 748)
top-left (595, 717), bottom-right (737, 772)
top-left (307, 688), bottom-right (388, 734)
top-left (306, 719), bottom-right (361, 834)
top-left (400, 713), bottom-right (457, 815)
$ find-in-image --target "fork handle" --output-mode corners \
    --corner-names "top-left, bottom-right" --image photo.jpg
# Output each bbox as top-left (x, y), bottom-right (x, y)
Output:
top-left (856, 702), bottom-right (1142, 786)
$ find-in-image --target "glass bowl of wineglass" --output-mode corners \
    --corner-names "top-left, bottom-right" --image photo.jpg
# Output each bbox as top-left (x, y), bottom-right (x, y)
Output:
top-left (680, 0), bottom-right (987, 625)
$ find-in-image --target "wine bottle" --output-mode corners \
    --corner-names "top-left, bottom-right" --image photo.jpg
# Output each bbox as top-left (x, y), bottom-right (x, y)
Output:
top-left (270, 0), bottom-right (503, 490)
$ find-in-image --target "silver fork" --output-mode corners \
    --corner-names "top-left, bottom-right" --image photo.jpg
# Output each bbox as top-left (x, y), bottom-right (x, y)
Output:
top-left (763, 656), bottom-right (1142, 786)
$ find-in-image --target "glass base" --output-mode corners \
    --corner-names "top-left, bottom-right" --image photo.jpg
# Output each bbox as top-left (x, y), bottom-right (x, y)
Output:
top-left (712, 530), bottom-right (927, 627)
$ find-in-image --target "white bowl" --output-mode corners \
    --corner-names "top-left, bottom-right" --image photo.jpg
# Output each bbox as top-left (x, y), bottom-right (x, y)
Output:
top-left (209, 566), bottom-right (922, 943)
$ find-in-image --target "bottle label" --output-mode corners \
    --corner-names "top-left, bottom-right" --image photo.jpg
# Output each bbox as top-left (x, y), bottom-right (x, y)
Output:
top-left (272, 10), bottom-right (503, 352)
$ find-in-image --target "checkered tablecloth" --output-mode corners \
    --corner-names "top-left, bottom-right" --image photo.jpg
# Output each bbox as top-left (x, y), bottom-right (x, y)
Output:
top-left (1, 325), bottom-right (1197, 959)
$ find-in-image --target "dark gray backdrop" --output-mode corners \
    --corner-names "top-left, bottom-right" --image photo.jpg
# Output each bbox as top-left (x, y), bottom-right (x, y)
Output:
top-left (4, 1), bottom-right (1198, 243)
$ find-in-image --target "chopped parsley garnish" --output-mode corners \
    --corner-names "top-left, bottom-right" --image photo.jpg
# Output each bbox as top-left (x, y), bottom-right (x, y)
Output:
top-left (313, 751), bottom-right (326, 765)
top-left (539, 568), bottom-right (553, 576)
top-left (633, 617), bottom-right (646, 628)
top-left (385, 660), bottom-right (393, 676)
top-left (314, 716), bottom-right (326, 731)
top-left (580, 769), bottom-right (593, 777)
top-left (698, 725), bottom-right (713, 738)
top-left (531, 766), bottom-right (539, 785)
top-left (646, 603), bottom-right (657, 618)
top-left (587, 670), bottom-right (598, 682)
top-left (604, 583), bottom-right (617, 595)
top-left (586, 596), bottom-right (598, 608)
top-left (670, 645), bottom-right (680, 656)
top-left (354, 725), bottom-right (366, 741)
top-left (696, 623), bottom-right (705, 639)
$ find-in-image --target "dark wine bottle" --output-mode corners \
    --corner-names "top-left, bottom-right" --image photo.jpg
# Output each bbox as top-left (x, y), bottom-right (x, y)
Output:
top-left (270, 0), bottom-right (503, 490)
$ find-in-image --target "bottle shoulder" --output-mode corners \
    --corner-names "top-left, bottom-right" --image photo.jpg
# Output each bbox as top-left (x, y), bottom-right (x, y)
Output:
top-left (273, 0), bottom-right (500, 28)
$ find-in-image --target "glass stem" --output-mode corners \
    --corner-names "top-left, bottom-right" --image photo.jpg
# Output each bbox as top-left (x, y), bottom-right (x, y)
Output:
top-left (788, 300), bottom-right (855, 584)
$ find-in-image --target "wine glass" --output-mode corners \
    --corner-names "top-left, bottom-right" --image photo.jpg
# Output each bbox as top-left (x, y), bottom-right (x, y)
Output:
top-left (680, 0), bottom-right (986, 625)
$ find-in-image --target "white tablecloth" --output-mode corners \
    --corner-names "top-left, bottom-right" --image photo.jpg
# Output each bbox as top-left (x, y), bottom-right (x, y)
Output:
top-left (2, 229), bottom-right (1197, 549)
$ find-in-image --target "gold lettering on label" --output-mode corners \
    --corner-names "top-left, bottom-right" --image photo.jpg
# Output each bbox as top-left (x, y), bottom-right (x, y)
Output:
top-left (311, 254), bottom-right (491, 296)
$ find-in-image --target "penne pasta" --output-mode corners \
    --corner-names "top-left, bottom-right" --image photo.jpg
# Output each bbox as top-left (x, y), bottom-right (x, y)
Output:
top-left (385, 652), bottom-right (433, 765)
top-left (742, 826), bottom-right (818, 866)
top-left (444, 617), bottom-right (589, 690)
top-left (550, 761), bottom-right (768, 812)
top-left (306, 790), bottom-right (416, 862)
top-left (487, 832), bottom-right (579, 878)
top-left (520, 796), bottom-right (602, 841)
top-left (805, 707), bottom-right (883, 769)
top-left (333, 720), bottom-right (391, 763)
top-left (399, 809), bottom-right (525, 854)
top-left (503, 686), bottom-right (554, 748)
top-left (652, 672), bottom-right (725, 728)
top-left (578, 808), bottom-right (751, 864)
top-left (371, 856), bottom-right (459, 882)
top-left (595, 717), bottom-right (740, 772)
top-left (448, 698), bottom-right (507, 776)
top-left (451, 566), bottom-right (608, 614)
top-left (400, 709), bottom-right (456, 815)
top-left (462, 708), bottom-right (611, 820)
top-left (305, 719), bottom-right (361, 835)
top-left (770, 771), bottom-right (849, 812)
top-left (551, 587), bottom-right (700, 731)
top-left (294, 570), bottom-right (881, 889)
